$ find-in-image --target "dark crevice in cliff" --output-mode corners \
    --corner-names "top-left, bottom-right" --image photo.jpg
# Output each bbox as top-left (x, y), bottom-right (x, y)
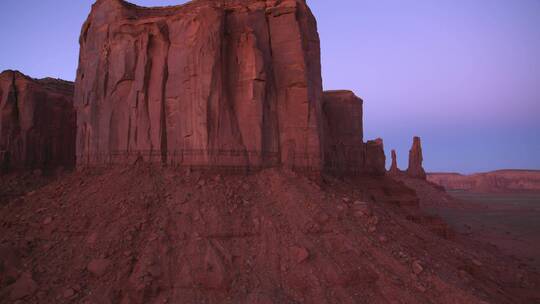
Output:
top-left (208, 12), bottom-right (222, 157)
top-left (103, 29), bottom-right (111, 99)
top-left (160, 70), bottom-right (168, 165)
top-left (218, 11), bottom-right (248, 166)
top-left (143, 35), bottom-right (154, 152)
top-left (126, 113), bottom-right (132, 153)
top-left (264, 13), bottom-right (282, 166)
top-left (160, 27), bottom-right (170, 165)
top-left (264, 13), bottom-right (274, 59)
top-left (9, 72), bottom-right (20, 125)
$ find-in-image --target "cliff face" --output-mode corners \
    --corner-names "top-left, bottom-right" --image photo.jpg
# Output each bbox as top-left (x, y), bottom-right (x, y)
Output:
top-left (0, 70), bottom-right (76, 171)
top-left (75, 0), bottom-right (324, 170)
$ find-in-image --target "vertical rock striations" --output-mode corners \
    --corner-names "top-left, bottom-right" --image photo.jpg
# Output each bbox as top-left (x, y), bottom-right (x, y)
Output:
top-left (407, 136), bottom-right (426, 179)
top-left (75, 0), bottom-right (324, 170)
top-left (0, 70), bottom-right (76, 172)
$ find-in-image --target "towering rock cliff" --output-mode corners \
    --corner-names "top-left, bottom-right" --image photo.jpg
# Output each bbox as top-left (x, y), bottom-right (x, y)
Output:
top-left (0, 70), bottom-right (76, 172)
top-left (406, 136), bottom-right (426, 179)
top-left (75, 0), bottom-right (324, 170)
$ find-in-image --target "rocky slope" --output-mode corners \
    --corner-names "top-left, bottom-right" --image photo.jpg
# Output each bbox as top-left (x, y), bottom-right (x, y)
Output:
top-left (1, 166), bottom-right (539, 303)
top-left (0, 71), bottom-right (75, 172)
top-left (428, 170), bottom-right (540, 193)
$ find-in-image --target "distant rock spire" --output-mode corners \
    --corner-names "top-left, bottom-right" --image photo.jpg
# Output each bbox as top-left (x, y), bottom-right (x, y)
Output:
top-left (389, 149), bottom-right (401, 175)
top-left (406, 136), bottom-right (426, 179)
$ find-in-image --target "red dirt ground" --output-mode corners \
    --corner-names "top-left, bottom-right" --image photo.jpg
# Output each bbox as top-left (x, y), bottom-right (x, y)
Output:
top-left (1, 166), bottom-right (539, 303)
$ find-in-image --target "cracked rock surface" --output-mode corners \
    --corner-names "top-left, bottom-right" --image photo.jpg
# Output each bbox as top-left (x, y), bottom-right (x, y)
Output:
top-left (75, 0), bottom-right (324, 170)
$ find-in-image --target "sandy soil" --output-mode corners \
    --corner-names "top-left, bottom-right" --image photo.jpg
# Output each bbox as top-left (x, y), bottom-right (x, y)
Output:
top-left (435, 191), bottom-right (540, 272)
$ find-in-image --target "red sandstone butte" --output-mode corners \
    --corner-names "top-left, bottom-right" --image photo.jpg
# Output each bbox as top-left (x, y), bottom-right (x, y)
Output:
top-left (364, 138), bottom-right (386, 176)
top-left (406, 136), bottom-right (426, 179)
top-left (75, 0), bottom-right (324, 170)
top-left (0, 70), bottom-right (75, 172)
top-left (322, 90), bottom-right (386, 175)
top-left (322, 90), bottom-right (363, 173)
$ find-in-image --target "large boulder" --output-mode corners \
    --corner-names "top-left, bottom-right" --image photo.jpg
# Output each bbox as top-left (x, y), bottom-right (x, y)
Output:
top-left (0, 70), bottom-right (75, 172)
top-left (75, 0), bottom-right (324, 170)
top-left (406, 136), bottom-right (426, 179)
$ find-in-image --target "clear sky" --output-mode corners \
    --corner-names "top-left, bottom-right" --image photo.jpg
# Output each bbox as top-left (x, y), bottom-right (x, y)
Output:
top-left (1, 0), bottom-right (539, 173)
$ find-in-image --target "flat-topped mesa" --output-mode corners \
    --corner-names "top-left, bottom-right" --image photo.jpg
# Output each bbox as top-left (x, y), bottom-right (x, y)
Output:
top-left (322, 90), bottom-right (363, 174)
top-left (75, 0), bottom-right (324, 170)
top-left (388, 149), bottom-right (401, 175)
top-left (406, 136), bottom-right (426, 179)
top-left (0, 70), bottom-right (76, 172)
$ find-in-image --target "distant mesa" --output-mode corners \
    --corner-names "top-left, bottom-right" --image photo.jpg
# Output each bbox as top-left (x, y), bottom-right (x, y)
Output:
top-left (428, 169), bottom-right (540, 193)
top-left (0, 70), bottom-right (76, 172)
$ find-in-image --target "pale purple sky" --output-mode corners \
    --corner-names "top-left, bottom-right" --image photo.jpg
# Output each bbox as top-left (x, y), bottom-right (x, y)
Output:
top-left (1, 0), bottom-right (539, 173)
